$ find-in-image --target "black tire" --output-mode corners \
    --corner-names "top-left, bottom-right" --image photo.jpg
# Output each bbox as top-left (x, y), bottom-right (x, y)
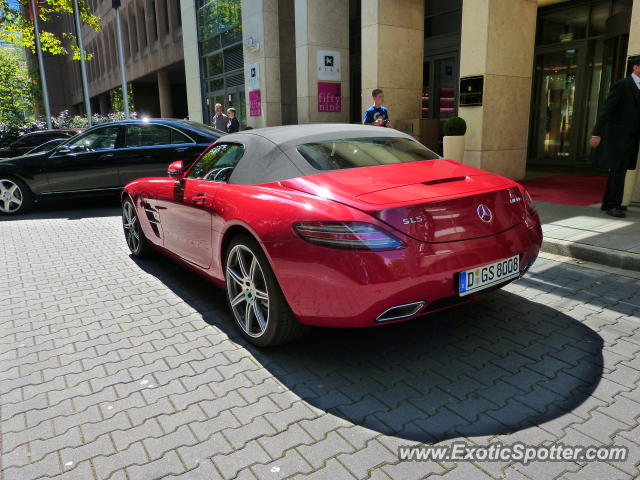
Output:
top-left (224, 234), bottom-right (310, 347)
top-left (0, 176), bottom-right (33, 215)
top-left (122, 197), bottom-right (152, 257)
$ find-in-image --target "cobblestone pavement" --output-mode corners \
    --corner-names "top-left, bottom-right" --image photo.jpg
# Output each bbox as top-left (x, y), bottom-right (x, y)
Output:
top-left (2, 201), bottom-right (640, 480)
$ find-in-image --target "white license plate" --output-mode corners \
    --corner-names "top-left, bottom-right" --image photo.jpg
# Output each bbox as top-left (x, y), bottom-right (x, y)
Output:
top-left (458, 255), bottom-right (520, 296)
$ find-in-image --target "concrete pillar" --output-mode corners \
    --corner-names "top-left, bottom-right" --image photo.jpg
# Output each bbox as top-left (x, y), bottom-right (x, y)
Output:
top-left (459, 0), bottom-right (537, 180)
top-left (180, 0), bottom-right (203, 122)
top-left (295, 0), bottom-right (349, 123)
top-left (361, 0), bottom-right (424, 125)
top-left (241, 0), bottom-right (282, 128)
top-left (157, 69), bottom-right (172, 118)
top-left (278, 0), bottom-right (297, 125)
top-left (625, 0), bottom-right (640, 205)
top-left (98, 93), bottom-right (110, 114)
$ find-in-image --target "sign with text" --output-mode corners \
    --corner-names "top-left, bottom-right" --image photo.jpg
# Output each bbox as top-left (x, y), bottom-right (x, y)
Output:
top-left (249, 90), bottom-right (262, 116)
top-left (248, 62), bottom-right (260, 90)
top-left (317, 50), bottom-right (341, 81)
top-left (317, 82), bottom-right (341, 113)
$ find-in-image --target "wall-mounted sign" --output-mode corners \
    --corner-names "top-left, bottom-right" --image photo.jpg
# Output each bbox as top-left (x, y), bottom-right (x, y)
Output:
top-left (248, 62), bottom-right (260, 90)
top-left (249, 89), bottom-right (261, 116)
top-left (459, 75), bottom-right (484, 107)
top-left (318, 82), bottom-right (341, 113)
top-left (317, 50), bottom-right (341, 81)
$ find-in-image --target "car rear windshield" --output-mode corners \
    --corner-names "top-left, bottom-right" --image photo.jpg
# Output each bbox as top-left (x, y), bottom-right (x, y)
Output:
top-left (297, 137), bottom-right (439, 171)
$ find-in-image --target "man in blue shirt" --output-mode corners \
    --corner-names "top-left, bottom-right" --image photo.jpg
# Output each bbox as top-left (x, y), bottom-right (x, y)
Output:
top-left (363, 89), bottom-right (389, 127)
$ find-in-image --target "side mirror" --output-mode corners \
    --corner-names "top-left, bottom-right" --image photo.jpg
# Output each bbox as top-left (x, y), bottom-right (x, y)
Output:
top-left (168, 160), bottom-right (184, 180)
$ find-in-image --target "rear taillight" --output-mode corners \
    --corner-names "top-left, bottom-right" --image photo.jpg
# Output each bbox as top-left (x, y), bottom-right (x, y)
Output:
top-left (523, 189), bottom-right (536, 215)
top-left (293, 221), bottom-right (406, 250)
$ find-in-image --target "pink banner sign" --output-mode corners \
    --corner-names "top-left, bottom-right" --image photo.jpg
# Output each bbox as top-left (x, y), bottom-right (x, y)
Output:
top-left (317, 82), bottom-right (341, 113)
top-left (249, 89), bottom-right (261, 117)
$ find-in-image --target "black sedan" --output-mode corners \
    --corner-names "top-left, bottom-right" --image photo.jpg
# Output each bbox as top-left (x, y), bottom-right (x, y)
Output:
top-left (0, 129), bottom-right (79, 158)
top-left (0, 119), bottom-right (223, 215)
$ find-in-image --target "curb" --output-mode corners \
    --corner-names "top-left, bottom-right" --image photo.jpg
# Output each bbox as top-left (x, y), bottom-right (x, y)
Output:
top-left (541, 238), bottom-right (640, 272)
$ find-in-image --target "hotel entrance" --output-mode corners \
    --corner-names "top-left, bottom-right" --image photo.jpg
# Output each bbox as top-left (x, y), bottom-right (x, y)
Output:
top-left (528, 0), bottom-right (632, 168)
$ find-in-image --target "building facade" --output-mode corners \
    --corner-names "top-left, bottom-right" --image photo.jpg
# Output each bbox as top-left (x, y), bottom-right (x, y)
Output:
top-left (32, 0), bottom-right (640, 202)
top-left (33, 0), bottom-right (186, 118)
top-left (181, 0), bottom-right (640, 202)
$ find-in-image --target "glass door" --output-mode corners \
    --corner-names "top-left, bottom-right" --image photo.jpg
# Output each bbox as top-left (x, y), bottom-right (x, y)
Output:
top-left (530, 48), bottom-right (580, 165)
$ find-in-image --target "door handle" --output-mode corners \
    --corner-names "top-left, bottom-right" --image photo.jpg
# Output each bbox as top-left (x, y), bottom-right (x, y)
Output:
top-left (101, 153), bottom-right (115, 159)
top-left (174, 147), bottom-right (188, 153)
top-left (191, 192), bottom-right (207, 205)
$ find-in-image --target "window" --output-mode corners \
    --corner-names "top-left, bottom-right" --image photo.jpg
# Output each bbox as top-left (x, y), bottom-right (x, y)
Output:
top-left (13, 134), bottom-right (43, 147)
top-left (64, 126), bottom-right (120, 152)
top-left (297, 137), bottom-right (439, 171)
top-left (187, 143), bottom-right (244, 182)
top-left (124, 124), bottom-right (178, 146)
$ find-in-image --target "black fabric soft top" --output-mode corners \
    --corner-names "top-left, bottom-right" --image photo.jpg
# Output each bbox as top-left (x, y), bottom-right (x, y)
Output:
top-left (223, 124), bottom-right (422, 185)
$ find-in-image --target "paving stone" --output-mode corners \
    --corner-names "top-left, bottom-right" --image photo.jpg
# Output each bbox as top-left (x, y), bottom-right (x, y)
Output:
top-left (5, 211), bottom-right (640, 480)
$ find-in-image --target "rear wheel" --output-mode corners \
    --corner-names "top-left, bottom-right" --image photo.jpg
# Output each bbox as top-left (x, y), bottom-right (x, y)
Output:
top-left (122, 198), bottom-right (151, 257)
top-left (0, 177), bottom-right (33, 215)
top-left (225, 235), bottom-right (310, 347)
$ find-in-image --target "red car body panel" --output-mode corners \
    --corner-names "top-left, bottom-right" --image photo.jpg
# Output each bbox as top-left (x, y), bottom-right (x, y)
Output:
top-left (124, 157), bottom-right (542, 328)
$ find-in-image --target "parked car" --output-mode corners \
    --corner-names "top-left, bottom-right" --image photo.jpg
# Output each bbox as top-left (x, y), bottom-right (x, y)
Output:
top-left (0, 119), bottom-right (224, 215)
top-left (0, 129), bottom-right (79, 158)
top-left (121, 124), bottom-right (542, 347)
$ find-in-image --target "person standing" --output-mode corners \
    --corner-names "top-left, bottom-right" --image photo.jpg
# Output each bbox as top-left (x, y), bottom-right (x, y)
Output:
top-left (363, 89), bottom-right (390, 127)
top-left (212, 103), bottom-right (228, 131)
top-left (226, 108), bottom-right (240, 133)
top-left (590, 56), bottom-right (640, 218)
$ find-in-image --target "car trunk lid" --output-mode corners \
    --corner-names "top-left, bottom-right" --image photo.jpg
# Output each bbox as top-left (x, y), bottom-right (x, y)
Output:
top-left (281, 160), bottom-right (526, 243)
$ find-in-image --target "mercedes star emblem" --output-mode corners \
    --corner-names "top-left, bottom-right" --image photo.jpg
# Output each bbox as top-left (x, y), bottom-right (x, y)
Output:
top-left (477, 204), bottom-right (493, 223)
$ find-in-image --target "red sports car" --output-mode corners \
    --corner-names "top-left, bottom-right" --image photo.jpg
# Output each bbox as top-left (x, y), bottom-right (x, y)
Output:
top-left (122, 124), bottom-right (542, 346)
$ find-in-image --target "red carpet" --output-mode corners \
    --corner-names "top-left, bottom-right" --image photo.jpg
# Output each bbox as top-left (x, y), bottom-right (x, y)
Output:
top-left (519, 174), bottom-right (607, 206)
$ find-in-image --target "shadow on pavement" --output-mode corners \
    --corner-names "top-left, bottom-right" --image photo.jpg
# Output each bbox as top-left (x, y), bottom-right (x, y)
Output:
top-left (0, 196), bottom-right (120, 221)
top-left (133, 254), bottom-right (604, 444)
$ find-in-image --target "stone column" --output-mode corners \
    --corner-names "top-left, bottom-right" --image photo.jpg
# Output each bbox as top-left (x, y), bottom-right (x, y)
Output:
top-left (180, 0), bottom-right (203, 122)
top-left (98, 93), bottom-right (110, 115)
top-left (295, 0), bottom-right (349, 123)
top-left (459, 0), bottom-right (537, 180)
top-left (241, 0), bottom-right (282, 128)
top-left (624, 0), bottom-right (640, 205)
top-left (157, 69), bottom-right (172, 118)
top-left (361, 0), bottom-right (424, 125)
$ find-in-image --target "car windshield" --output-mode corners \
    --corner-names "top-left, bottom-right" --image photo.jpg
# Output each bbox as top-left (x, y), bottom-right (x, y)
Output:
top-left (297, 137), bottom-right (439, 171)
top-left (26, 138), bottom-right (66, 154)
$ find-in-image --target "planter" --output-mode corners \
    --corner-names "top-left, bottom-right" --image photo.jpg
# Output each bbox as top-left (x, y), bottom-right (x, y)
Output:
top-left (443, 135), bottom-right (465, 163)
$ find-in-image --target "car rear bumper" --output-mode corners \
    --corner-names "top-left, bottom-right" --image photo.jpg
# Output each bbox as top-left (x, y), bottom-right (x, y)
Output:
top-left (265, 217), bottom-right (542, 328)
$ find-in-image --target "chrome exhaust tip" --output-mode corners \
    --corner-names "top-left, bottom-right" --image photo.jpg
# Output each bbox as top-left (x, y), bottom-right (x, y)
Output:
top-left (376, 301), bottom-right (426, 323)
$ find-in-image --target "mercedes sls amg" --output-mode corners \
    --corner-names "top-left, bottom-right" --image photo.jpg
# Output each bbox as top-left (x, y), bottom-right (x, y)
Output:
top-left (122, 124), bottom-right (542, 346)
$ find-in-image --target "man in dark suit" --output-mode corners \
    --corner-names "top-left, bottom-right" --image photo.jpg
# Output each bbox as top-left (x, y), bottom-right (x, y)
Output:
top-left (590, 56), bottom-right (640, 218)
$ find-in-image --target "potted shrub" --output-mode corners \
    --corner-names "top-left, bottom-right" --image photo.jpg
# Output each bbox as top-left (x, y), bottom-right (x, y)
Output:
top-left (443, 116), bottom-right (467, 163)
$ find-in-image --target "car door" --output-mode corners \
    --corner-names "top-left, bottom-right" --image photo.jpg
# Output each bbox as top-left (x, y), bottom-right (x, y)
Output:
top-left (157, 143), bottom-right (245, 269)
top-left (44, 125), bottom-right (122, 193)
top-left (117, 123), bottom-right (202, 185)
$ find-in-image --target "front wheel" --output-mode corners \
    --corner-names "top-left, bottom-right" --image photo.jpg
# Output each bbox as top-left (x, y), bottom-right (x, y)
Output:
top-left (122, 197), bottom-right (151, 257)
top-left (0, 177), bottom-right (33, 215)
top-left (225, 235), bottom-right (310, 347)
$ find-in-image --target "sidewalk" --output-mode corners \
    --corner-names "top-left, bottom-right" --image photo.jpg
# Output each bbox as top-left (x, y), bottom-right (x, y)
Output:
top-left (537, 201), bottom-right (640, 271)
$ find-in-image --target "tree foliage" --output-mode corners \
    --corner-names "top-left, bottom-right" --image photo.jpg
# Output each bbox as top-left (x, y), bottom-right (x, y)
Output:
top-left (0, 0), bottom-right (100, 56)
top-left (0, 46), bottom-right (35, 124)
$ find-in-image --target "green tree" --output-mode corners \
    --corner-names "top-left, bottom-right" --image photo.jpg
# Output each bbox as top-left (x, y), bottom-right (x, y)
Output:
top-left (0, 0), bottom-right (100, 56)
top-left (0, 46), bottom-right (35, 123)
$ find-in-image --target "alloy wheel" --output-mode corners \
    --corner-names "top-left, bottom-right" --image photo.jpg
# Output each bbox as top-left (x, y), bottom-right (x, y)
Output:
top-left (225, 244), bottom-right (270, 337)
top-left (122, 201), bottom-right (141, 253)
top-left (0, 179), bottom-right (23, 214)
